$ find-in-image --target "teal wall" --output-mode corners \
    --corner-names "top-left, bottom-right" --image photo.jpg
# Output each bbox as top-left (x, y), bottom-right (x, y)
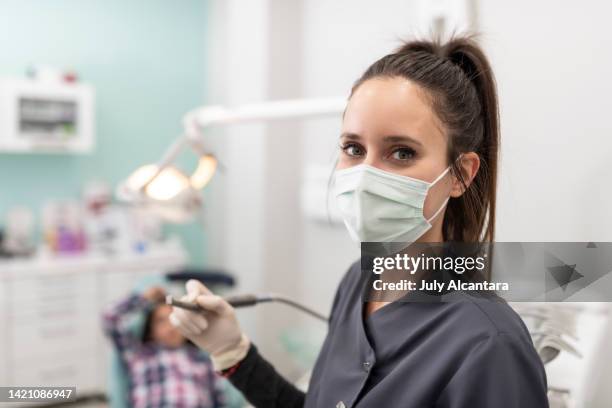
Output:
top-left (0, 0), bottom-right (209, 266)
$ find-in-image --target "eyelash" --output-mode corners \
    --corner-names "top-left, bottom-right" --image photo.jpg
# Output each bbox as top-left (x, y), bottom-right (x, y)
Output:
top-left (339, 142), bottom-right (365, 158)
top-left (390, 146), bottom-right (416, 161)
top-left (339, 142), bottom-right (417, 162)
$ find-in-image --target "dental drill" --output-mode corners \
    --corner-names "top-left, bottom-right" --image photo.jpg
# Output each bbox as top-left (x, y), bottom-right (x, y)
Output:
top-left (166, 294), bottom-right (328, 322)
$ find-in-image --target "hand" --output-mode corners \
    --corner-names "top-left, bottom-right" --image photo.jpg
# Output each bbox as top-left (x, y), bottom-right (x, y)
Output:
top-left (169, 280), bottom-right (249, 369)
top-left (142, 286), bottom-right (166, 303)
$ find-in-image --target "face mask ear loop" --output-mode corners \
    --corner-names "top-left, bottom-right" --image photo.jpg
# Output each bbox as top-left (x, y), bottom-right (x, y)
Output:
top-left (425, 153), bottom-right (464, 224)
top-left (426, 197), bottom-right (450, 223)
top-left (428, 152), bottom-right (465, 188)
top-left (430, 166), bottom-right (451, 187)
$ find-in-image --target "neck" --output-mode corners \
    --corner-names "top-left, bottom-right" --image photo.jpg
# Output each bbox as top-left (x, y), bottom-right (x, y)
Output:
top-left (365, 221), bottom-right (445, 318)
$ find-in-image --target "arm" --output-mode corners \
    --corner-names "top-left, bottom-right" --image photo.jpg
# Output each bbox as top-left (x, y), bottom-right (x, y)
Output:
top-left (224, 343), bottom-right (305, 408)
top-left (169, 280), bottom-right (305, 408)
top-left (435, 333), bottom-right (549, 408)
top-left (211, 366), bottom-right (248, 408)
top-left (169, 278), bottom-right (350, 408)
top-left (222, 273), bottom-right (348, 408)
top-left (101, 287), bottom-right (164, 356)
top-left (101, 292), bottom-right (148, 353)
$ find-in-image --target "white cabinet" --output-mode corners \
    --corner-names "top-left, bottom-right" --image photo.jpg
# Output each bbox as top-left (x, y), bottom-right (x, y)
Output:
top-left (0, 244), bottom-right (187, 399)
top-left (9, 272), bottom-right (98, 367)
top-left (11, 353), bottom-right (98, 391)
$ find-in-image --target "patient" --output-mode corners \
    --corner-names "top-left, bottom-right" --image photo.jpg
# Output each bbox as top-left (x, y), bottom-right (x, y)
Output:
top-left (102, 285), bottom-right (227, 407)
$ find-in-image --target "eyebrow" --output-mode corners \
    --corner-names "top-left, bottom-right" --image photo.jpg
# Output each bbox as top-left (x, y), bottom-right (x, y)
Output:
top-left (340, 132), bottom-right (423, 146)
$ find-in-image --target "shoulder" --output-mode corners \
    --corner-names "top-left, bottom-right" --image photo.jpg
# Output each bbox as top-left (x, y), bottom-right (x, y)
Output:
top-left (436, 308), bottom-right (549, 406)
top-left (334, 261), bottom-right (538, 353)
top-left (448, 292), bottom-right (533, 342)
top-left (436, 292), bottom-right (544, 372)
top-left (434, 295), bottom-right (547, 392)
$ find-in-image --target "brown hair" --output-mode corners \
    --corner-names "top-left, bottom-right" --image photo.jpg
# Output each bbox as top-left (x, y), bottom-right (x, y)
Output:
top-left (350, 35), bottom-right (500, 243)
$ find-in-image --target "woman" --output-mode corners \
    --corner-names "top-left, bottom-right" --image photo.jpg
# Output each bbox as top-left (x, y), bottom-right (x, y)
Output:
top-left (170, 36), bottom-right (549, 407)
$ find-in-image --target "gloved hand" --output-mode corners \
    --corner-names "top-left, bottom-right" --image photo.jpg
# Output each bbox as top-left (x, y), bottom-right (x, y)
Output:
top-left (169, 279), bottom-right (250, 370)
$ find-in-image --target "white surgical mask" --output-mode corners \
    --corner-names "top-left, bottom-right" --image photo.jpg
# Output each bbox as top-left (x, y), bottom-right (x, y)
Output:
top-left (333, 164), bottom-right (451, 244)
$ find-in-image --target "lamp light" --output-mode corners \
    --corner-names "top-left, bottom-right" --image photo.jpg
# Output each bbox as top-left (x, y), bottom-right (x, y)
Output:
top-left (117, 97), bottom-right (346, 221)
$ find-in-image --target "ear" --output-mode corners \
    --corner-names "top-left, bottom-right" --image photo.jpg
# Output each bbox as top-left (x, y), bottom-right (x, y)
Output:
top-left (450, 152), bottom-right (480, 197)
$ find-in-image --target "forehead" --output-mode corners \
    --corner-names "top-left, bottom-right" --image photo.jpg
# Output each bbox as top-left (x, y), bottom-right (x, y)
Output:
top-left (343, 77), bottom-right (444, 142)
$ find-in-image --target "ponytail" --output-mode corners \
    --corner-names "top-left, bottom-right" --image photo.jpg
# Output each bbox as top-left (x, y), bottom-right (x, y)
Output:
top-left (444, 38), bottom-right (500, 243)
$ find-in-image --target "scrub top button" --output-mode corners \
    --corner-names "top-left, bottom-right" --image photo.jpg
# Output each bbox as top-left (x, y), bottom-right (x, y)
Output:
top-left (336, 401), bottom-right (346, 408)
top-left (362, 361), bottom-right (372, 372)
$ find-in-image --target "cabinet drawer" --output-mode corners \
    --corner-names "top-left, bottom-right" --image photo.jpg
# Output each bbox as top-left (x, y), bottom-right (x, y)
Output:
top-left (11, 354), bottom-right (98, 393)
top-left (10, 274), bottom-right (96, 303)
top-left (9, 297), bottom-right (98, 324)
top-left (10, 319), bottom-right (97, 362)
top-left (8, 277), bottom-right (97, 323)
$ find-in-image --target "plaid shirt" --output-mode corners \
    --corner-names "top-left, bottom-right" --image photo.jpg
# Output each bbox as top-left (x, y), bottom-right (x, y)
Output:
top-left (102, 293), bottom-right (226, 408)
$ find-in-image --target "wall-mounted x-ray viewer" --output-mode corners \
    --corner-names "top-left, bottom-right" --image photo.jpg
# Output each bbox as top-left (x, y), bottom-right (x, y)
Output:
top-left (0, 78), bottom-right (95, 153)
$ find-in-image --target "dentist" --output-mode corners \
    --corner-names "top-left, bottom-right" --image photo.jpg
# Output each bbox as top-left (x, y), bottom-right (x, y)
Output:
top-left (170, 36), bottom-right (549, 408)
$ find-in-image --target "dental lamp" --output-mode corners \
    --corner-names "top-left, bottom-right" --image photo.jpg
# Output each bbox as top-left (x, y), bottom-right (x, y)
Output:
top-left (117, 97), bottom-right (346, 322)
top-left (117, 97), bottom-right (346, 222)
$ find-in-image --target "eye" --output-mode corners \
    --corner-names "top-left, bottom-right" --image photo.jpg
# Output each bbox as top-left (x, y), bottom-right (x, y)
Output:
top-left (391, 147), bottom-right (416, 161)
top-left (341, 142), bottom-right (365, 157)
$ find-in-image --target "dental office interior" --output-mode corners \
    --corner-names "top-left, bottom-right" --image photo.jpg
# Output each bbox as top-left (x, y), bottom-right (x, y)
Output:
top-left (0, 0), bottom-right (611, 407)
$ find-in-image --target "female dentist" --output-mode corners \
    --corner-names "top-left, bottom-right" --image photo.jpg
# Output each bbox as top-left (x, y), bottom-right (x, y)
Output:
top-left (170, 36), bottom-right (549, 408)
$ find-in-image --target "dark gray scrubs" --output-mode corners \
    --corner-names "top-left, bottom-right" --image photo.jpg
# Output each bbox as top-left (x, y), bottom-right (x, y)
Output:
top-left (228, 260), bottom-right (549, 407)
top-left (305, 261), bottom-right (549, 408)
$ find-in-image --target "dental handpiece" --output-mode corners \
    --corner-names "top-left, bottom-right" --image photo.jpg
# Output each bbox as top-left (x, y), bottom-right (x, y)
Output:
top-left (166, 294), bottom-right (328, 322)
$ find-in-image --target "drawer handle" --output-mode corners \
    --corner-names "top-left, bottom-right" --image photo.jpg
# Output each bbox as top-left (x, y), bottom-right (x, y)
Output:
top-left (39, 326), bottom-right (76, 338)
top-left (40, 365), bottom-right (77, 380)
top-left (38, 308), bottom-right (77, 319)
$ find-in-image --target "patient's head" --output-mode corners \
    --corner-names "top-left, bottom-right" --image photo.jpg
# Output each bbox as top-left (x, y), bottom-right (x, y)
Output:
top-left (142, 286), bottom-right (186, 348)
